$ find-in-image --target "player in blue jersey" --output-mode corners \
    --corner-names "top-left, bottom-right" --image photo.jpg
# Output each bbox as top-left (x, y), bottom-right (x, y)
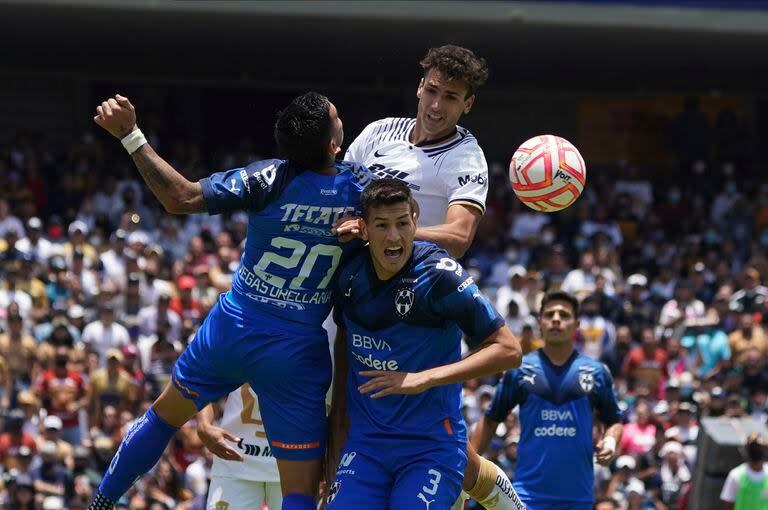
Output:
top-left (333, 44), bottom-right (525, 510)
top-left (87, 92), bottom-right (371, 510)
top-left (470, 291), bottom-right (624, 510)
top-left (325, 179), bottom-right (522, 509)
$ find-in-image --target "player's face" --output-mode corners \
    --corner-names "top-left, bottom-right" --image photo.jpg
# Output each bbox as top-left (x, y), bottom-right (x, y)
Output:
top-left (328, 102), bottom-right (344, 158)
top-left (362, 201), bottom-right (417, 280)
top-left (416, 68), bottom-right (474, 140)
top-left (539, 300), bottom-right (579, 344)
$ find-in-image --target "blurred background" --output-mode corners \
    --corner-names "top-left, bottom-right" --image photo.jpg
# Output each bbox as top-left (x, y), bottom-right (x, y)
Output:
top-left (1, 1), bottom-right (768, 509)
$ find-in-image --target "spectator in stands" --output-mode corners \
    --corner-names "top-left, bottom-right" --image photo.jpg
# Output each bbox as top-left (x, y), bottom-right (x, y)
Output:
top-left (81, 303), bottom-right (130, 366)
top-left (601, 325), bottom-right (634, 377)
top-left (0, 262), bottom-right (33, 323)
top-left (575, 294), bottom-right (616, 360)
top-left (496, 265), bottom-right (529, 317)
top-left (0, 198), bottom-right (24, 239)
top-left (37, 347), bottom-right (86, 445)
top-left (0, 410), bottom-right (37, 471)
top-left (87, 349), bottom-right (137, 426)
top-left (16, 216), bottom-right (56, 263)
top-left (728, 312), bottom-right (768, 365)
top-left (730, 267), bottom-right (768, 315)
top-left (0, 310), bottom-right (38, 399)
top-left (562, 251), bottom-right (606, 300)
top-left (30, 440), bottom-right (69, 502)
top-left (138, 293), bottom-right (181, 342)
top-left (36, 415), bottom-right (74, 470)
top-left (621, 401), bottom-right (658, 455)
top-left (623, 326), bottom-right (669, 398)
top-left (660, 279), bottom-right (706, 338)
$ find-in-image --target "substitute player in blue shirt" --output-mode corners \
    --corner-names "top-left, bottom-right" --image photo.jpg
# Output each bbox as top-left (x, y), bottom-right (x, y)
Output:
top-left (326, 179), bottom-right (522, 509)
top-left (471, 291), bottom-right (623, 510)
top-left (88, 92), bottom-right (371, 510)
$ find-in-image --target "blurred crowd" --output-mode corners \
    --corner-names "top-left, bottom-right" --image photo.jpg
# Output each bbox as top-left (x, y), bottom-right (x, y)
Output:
top-left (0, 99), bottom-right (766, 510)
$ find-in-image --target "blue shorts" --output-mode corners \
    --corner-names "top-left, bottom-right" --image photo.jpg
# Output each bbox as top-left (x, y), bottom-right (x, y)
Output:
top-left (172, 294), bottom-right (331, 460)
top-left (327, 436), bottom-right (466, 510)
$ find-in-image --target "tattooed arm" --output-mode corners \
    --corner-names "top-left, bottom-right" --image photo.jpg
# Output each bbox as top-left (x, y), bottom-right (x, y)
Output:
top-left (93, 94), bottom-right (206, 214)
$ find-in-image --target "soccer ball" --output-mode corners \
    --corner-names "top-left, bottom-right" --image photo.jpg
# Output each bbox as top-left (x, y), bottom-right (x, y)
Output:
top-left (509, 134), bottom-right (586, 212)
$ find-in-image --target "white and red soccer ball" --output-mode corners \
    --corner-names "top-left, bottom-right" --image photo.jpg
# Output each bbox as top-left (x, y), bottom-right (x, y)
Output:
top-left (509, 135), bottom-right (586, 212)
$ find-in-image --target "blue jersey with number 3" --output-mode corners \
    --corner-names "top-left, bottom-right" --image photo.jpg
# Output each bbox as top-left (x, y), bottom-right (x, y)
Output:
top-left (200, 159), bottom-right (371, 326)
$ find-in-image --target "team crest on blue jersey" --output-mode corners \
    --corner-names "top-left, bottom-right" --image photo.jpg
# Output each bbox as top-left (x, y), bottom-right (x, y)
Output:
top-left (578, 372), bottom-right (595, 393)
top-left (395, 287), bottom-right (415, 317)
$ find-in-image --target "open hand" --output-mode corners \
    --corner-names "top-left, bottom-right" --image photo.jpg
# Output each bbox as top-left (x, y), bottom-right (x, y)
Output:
top-left (332, 216), bottom-right (364, 243)
top-left (93, 94), bottom-right (138, 139)
top-left (198, 422), bottom-right (243, 462)
top-left (358, 370), bottom-right (432, 398)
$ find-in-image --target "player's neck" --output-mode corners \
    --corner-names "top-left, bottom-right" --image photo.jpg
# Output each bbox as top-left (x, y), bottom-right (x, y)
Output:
top-left (409, 122), bottom-right (457, 147)
top-left (312, 162), bottom-right (338, 176)
top-left (542, 342), bottom-right (574, 365)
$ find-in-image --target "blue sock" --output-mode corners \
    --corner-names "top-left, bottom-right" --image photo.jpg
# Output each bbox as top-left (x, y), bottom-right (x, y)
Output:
top-left (282, 493), bottom-right (316, 510)
top-left (96, 407), bottom-right (178, 502)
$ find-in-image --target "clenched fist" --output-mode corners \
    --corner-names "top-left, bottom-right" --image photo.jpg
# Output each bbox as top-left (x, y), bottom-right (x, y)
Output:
top-left (93, 94), bottom-right (138, 139)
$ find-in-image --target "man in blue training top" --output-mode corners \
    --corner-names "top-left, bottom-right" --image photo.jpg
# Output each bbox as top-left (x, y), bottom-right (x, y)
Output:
top-left (326, 178), bottom-right (522, 509)
top-left (471, 291), bottom-right (624, 510)
top-left (88, 92), bottom-right (371, 510)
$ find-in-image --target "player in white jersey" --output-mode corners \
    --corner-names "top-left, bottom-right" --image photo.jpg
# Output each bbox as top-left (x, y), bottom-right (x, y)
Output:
top-left (332, 46), bottom-right (525, 510)
top-left (199, 386), bottom-right (283, 510)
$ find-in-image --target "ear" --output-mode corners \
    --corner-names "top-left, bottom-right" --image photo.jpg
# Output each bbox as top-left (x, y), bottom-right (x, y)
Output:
top-left (360, 220), bottom-right (369, 241)
top-left (463, 94), bottom-right (476, 115)
top-left (416, 77), bottom-right (425, 99)
top-left (328, 137), bottom-right (341, 157)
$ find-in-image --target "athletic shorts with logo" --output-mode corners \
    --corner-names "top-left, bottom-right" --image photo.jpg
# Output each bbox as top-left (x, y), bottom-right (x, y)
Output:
top-left (172, 293), bottom-right (331, 460)
top-left (327, 436), bottom-right (467, 510)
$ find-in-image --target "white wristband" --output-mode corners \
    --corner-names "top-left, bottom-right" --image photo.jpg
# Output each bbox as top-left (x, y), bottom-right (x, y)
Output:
top-left (121, 129), bottom-right (147, 155)
top-left (602, 436), bottom-right (617, 455)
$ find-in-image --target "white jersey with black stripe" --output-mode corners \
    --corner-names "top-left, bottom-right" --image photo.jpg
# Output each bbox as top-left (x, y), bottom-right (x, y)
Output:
top-left (345, 117), bottom-right (488, 228)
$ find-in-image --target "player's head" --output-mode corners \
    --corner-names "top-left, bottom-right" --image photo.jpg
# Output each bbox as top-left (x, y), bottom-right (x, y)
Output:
top-left (416, 45), bottom-right (488, 140)
top-left (360, 178), bottom-right (419, 280)
top-left (539, 291), bottom-right (580, 344)
top-left (274, 91), bottom-right (343, 170)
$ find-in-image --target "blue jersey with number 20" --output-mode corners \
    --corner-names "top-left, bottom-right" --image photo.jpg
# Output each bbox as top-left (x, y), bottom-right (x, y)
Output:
top-left (200, 159), bottom-right (371, 326)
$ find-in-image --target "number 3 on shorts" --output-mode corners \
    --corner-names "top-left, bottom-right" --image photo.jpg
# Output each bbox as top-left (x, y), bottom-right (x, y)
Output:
top-left (422, 469), bottom-right (441, 495)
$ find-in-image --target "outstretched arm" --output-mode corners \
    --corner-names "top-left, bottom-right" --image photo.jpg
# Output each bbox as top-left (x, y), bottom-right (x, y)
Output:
top-left (93, 94), bottom-right (205, 214)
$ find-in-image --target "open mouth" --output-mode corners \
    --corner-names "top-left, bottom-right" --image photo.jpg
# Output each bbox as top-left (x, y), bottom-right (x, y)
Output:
top-left (427, 113), bottom-right (442, 122)
top-left (384, 247), bottom-right (404, 259)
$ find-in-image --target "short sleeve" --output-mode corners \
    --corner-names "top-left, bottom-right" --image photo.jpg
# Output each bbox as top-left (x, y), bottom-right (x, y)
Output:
top-left (429, 255), bottom-right (504, 343)
top-left (595, 364), bottom-right (622, 425)
top-left (486, 370), bottom-right (521, 423)
top-left (200, 159), bottom-right (290, 215)
top-left (344, 121), bottom-right (378, 164)
top-left (719, 467), bottom-right (739, 502)
top-left (441, 140), bottom-right (488, 215)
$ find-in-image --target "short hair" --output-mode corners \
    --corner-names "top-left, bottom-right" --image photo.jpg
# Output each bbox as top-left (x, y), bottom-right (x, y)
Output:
top-left (274, 92), bottom-right (333, 170)
top-left (420, 45), bottom-right (489, 98)
top-left (540, 290), bottom-right (580, 316)
top-left (360, 179), bottom-right (414, 220)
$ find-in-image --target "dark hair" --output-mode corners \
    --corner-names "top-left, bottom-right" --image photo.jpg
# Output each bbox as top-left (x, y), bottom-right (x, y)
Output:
top-left (540, 291), bottom-right (580, 316)
top-left (274, 92), bottom-right (333, 170)
top-left (360, 179), bottom-right (415, 220)
top-left (420, 45), bottom-right (489, 98)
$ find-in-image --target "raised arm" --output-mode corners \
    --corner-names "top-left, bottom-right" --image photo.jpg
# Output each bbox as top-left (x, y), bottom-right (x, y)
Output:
top-left (93, 94), bottom-right (205, 214)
